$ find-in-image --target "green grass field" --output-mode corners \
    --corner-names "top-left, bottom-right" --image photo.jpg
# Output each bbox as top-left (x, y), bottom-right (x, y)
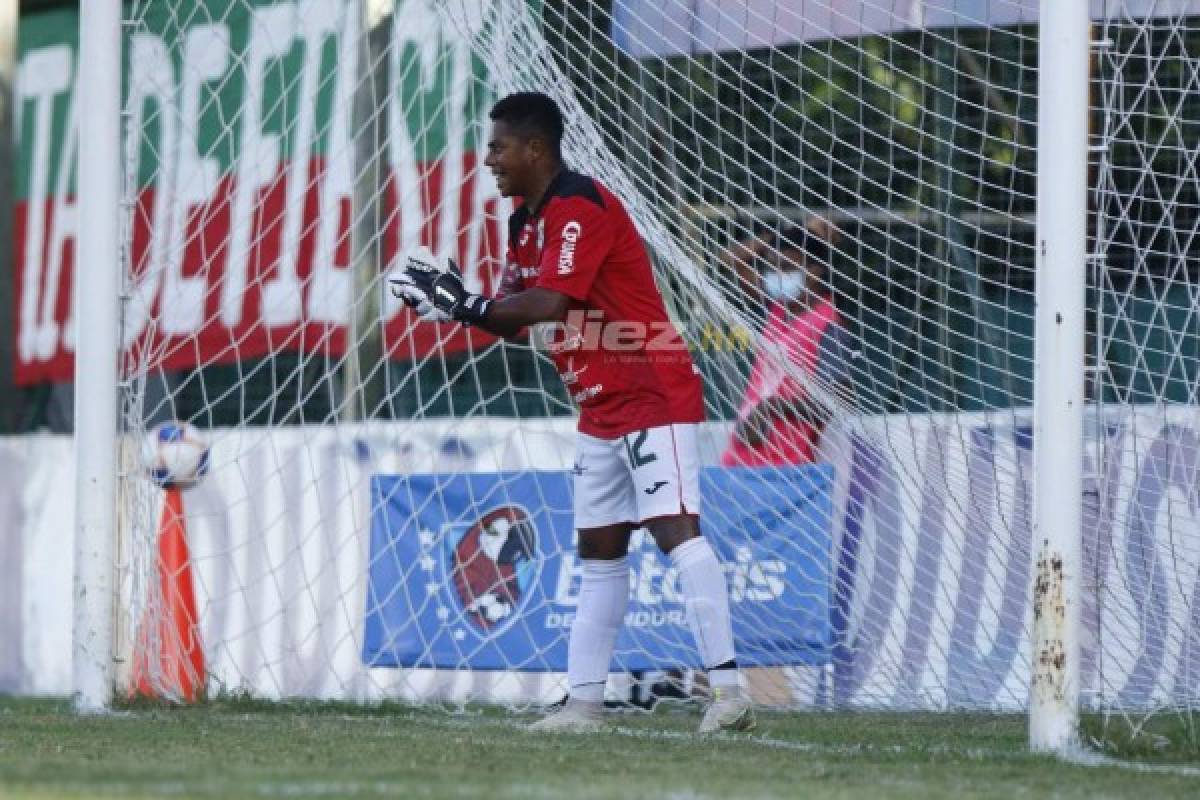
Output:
top-left (0, 697), bottom-right (1197, 799)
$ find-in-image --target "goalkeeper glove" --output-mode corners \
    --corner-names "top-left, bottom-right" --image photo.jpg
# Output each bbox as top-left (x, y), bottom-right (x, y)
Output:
top-left (389, 271), bottom-right (451, 322)
top-left (403, 257), bottom-right (492, 326)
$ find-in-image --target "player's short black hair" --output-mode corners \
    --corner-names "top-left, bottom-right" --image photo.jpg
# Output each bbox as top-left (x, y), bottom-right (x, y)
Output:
top-left (489, 92), bottom-right (564, 157)
top-left (778, 225), bottom-right (830, 271)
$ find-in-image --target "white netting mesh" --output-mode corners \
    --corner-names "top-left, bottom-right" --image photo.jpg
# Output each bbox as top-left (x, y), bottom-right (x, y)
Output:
top-left (46, 0), bottom-right (1191, 744)
top-left (1090, 3), bottom-right (1200, 747)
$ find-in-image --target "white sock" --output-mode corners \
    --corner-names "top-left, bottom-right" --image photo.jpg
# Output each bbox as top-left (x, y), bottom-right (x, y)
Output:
top-left (670, 537), bottom-right (740, 690)
top-left (567, 557), bottom-right (630, 705)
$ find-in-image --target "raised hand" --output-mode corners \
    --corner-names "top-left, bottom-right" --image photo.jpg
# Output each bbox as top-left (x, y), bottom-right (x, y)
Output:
top-left (387, 246), bottom-right (453, 322)
top-left (388, 269), bottom-right (450, 322)
top-left (402, 250), bottom-right (491, 326)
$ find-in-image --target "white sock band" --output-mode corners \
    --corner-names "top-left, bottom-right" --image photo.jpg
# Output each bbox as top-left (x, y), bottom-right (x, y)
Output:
top-left (670, 537), bottom-right (738, 679)
top-left (567, 556), bottom-right (630, 704)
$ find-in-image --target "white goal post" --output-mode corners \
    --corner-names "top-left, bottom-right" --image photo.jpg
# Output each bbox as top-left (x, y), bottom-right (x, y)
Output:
top-left (1029, 0), bottom-right (1089, 753)
top-left (73, 0), bottom-right (121, 714)
top-left (56, 0), bottom-right (1200, 756)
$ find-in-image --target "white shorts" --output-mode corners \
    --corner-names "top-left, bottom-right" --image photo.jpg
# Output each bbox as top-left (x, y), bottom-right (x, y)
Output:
top-left (572, 423), bottom-right (701, 529)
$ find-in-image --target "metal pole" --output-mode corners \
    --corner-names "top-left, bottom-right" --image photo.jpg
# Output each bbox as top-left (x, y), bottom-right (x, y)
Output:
top-left (73, 0), bottom-right (122, 713)
top-left (1030, 0), bottom-right (1089, 754)
top-left (345, 0), bottom-right (381, 424)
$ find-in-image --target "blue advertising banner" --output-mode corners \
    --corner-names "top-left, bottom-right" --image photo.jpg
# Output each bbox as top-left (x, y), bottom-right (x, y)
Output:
top-left (363, 465), bottom-right (833, 671)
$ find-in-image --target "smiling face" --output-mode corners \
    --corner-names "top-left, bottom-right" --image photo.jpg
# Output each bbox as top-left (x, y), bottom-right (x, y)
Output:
top-left (484, 119), bottom-right (539, 199)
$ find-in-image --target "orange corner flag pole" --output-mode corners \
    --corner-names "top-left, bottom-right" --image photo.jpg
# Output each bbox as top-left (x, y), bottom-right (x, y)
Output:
top-left (130, 486), bottom-right (206, 702)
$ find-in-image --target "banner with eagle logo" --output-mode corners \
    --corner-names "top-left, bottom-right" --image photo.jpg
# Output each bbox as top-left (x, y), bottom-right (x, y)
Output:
top-left (363, 466), bottom-right (834, 671)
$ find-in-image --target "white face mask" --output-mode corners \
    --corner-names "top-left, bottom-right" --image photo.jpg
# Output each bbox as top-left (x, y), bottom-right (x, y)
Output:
top-left (762, 270), bottom-right (807, 302)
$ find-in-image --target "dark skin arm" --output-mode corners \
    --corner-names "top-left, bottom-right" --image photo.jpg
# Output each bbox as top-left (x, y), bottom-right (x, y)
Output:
top-left (735, 380), bottom-right (855, 448)
top-left (721, 229), bottom-right (778, 325)
top-left (735, 395), bottom-right (828, 448)
top-left (473, 286), bottom-right (572, 339)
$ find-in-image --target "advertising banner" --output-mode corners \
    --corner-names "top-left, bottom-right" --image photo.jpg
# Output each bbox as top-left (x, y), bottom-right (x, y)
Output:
top-left (828, 410), bottom-right (1200, 709)
top-left (8, 410), bottom-right (1197, 708)
top-left (14, 0), bottom-right (505, 385)
top-left (363, 465), bottom-right (834, 670)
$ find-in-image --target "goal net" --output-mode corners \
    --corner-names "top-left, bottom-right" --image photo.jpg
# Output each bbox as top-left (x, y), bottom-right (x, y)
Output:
top-left (25, 0), bottom-right (1195, 745)
top-left (1090, 4), bottom-right (1200, 751)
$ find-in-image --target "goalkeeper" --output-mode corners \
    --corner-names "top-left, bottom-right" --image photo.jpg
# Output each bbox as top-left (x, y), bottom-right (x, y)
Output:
top-left (391, 92), bottom-right (753, 734)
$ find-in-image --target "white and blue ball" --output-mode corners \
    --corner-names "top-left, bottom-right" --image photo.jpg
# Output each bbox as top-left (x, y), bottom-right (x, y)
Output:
top-left (146, 421), bottom-right (210, 489)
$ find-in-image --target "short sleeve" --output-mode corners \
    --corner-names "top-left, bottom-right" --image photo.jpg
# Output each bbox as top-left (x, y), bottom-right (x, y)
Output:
top-left (535, 199), bottom-right (614, 302)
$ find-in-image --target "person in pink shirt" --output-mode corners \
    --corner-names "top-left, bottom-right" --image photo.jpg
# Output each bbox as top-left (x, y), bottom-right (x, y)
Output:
top-left (721, 223), bottom-right (854, 468)
top-left (642, 221), bottom-right (853, 710)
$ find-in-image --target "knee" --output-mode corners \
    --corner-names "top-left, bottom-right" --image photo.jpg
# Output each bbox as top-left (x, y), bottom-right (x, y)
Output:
top-left (646, 516), bottom-right (700, 555)
top-left (578, 536), bottom-right (629, 561)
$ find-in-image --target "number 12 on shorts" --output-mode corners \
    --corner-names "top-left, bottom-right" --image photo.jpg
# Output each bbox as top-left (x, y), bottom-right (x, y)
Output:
top-left (624, 429), bottom-right (658, 469)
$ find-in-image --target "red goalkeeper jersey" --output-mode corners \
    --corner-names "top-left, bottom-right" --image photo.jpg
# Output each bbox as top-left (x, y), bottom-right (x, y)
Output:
top-left (496, 170), bottom-right (704, 439)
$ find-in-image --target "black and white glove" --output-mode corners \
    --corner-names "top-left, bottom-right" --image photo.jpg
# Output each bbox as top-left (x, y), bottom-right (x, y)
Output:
top-left (389, 270), bottom-right (450, 322)
top-left (399, 248), bottom-right (492, 326)
top-left (387, 246), bottom-right (456, 323)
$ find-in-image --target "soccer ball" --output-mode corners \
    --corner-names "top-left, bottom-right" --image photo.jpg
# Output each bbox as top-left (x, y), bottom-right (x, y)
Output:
top-left (466, 592), bottom-right (513, 624)
top-left (146, 421), bottom-right (210, 489)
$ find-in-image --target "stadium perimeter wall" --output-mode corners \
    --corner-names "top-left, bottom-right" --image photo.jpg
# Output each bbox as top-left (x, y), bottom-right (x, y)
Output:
top-left (2, 408), bottom-right (1197, 709)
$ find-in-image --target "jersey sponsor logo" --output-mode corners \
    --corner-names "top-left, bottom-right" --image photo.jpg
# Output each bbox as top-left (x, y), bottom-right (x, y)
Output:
top-left (643, 480), bottom-right (669, 495)
top-left (560, 356), bottom-right (588, 385)
top-left (557, 220), bottom-right (582, 275)
top-left (571, 383), bottom-right (603, 404)
top-left (450, 505), bottom-right (539, 631)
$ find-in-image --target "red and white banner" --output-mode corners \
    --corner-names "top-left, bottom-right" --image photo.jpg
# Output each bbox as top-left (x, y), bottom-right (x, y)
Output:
top-left (13, 0), bottom-right (508, 386)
